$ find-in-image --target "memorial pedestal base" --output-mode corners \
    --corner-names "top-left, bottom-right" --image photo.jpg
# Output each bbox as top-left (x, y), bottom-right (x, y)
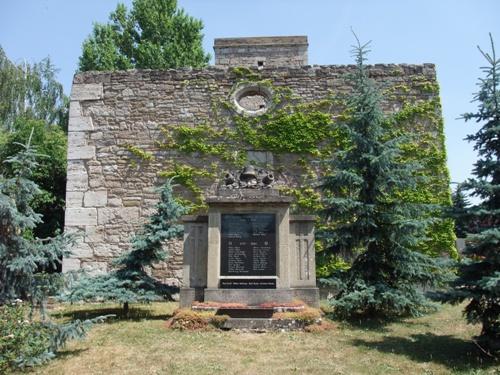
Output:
top-left (202, 287), bottom-right (319, 308)
top-left (204, 288), bottom-right (293, 306)
top-left (179, 288), bottom-right (205, 308)
top-left (290, 287), bottom-right (320, 308)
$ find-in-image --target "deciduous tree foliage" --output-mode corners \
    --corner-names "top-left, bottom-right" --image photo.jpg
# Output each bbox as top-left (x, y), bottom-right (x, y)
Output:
top-left (320, 37), bottom-right (444, 319)
top-left (445, 34), bottom-right (500, 354)
top-left (78, 0), bottom-right (210, 72)
top-left (62, 180), bottom-right (186, 312)
top-left (0, 118), bottom-right (67, 238)
top-left (0, 46), bottom-right (68, 131)
top-left (0, 47), bottom-right (68, 238)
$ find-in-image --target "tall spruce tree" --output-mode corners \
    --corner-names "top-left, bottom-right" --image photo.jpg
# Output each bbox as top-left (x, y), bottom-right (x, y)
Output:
top-left (320, 37), bottom-right (444, 319)
top-left (78, 0), bottom-right (210, 72)
top-left (0, 129), bottom-right (71, 310)
top-left (62, 180), bottom-right (186, 313)
top-left (451, 185), bottom-right (471, 238)
top-left (445, 34), bottom-right (500, 354)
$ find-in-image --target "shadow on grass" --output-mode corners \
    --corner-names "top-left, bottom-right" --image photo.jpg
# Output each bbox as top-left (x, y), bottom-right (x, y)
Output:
top-left (351, 333), bottom-right (498, 371)
top-left (328, 311), bottom-right (433, 333)
top-left (52, 306), bottom-right (174, 323)
top-left (337, 317), bottom-right (392, 333)
top-left (54, 348), bottom-right (89, 360)
top-left (330, 313), bottom-right (418, 333)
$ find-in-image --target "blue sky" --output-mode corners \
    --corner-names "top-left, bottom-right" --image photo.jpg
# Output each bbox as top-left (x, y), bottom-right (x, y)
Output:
top-left (1, 0), bottom-right (499, 190)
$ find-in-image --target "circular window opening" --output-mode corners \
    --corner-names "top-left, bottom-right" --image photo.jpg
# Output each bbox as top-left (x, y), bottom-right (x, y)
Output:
top-left (231, 84), bottom-right (273, 116)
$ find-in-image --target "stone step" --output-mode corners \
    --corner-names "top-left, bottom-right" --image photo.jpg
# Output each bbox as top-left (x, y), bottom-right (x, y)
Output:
top-left (216, 307), bottom-right (274, 319)
top-left (222, 318), bottom-right (307, 331)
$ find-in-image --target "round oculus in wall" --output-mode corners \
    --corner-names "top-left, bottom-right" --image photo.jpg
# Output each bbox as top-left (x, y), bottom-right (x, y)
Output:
top-left (231, 84), bottom-right (273, 116)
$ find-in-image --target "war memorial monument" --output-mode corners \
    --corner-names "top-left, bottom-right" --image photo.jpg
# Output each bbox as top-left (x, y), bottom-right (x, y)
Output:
top-left (63, 35), bottom-right (448, 311)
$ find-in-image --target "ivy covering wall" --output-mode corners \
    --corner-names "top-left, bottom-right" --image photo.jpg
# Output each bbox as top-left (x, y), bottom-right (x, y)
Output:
top-left (123, 67), bottom-right (455, 275)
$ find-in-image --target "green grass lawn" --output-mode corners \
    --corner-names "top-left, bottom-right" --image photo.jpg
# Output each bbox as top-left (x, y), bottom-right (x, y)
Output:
top-left (29, 302), bottom-right (498, 375)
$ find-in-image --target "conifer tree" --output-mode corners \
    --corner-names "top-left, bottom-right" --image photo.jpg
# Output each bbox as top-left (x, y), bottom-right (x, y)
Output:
top-left (320, 37), bottom-right (444, 319)
top-left (451, 185), bottom-right (471, 238)
top-left (445, 34), bottom-right (500, 354)
top-left (62, 180), bottom-right (186, 313)
top-left (0, 129), bottom-right (71, 310)
top-left (0, 133), bottom-right (108, 370)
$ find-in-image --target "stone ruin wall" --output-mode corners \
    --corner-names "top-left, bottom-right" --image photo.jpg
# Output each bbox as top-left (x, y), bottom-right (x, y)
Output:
top-left (63, 58), bottom-right (441, 287)
top-left (214, 36), bottom-right (308, 67)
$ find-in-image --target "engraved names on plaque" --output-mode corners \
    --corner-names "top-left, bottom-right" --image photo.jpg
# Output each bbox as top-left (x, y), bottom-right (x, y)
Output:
top-left (220, 213), bottom-right (276, 277)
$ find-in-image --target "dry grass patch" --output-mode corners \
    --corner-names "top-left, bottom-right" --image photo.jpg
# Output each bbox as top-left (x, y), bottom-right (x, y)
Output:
top-left (21, 302), bottom-right (499, 375)
top-left (166, 308), bottom-right (229, 330)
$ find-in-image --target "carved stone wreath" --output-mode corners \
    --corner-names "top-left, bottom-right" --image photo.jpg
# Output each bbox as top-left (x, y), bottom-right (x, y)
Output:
top-left (221, 165), bottom-right (275, 189)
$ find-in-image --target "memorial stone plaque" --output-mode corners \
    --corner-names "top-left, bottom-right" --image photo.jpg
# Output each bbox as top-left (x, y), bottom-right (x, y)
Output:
top-left (220, 213), bottom-right (276, 276)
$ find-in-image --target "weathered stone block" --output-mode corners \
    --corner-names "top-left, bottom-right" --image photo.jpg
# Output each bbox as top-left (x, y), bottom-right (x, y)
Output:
top-left (105, 234), bottom-right (121, 243)
top-left (141, 207), bottom-right (157, 218)
top-left (84, 226), bottom-right (104, 243)
top-left (172, 268), bottom-right (183, 279)
top-left (107, 197), bottom-right (123, 207)
top-left (84, 190), bottom-right (107, 207)
top-left (68, 146), bottom-right (96, 160)
top-left (97, 207), bottom-right (140, 225)
top-left (88, 162), bottom-right (103, 174)
top-left (66, 191), bottom-right (84, 208)
top-left (68, 101), bottom-right (82, 118)
top-left (62, 257), bottom-right (81, 272)
top-left (70, 242), bottom-right (93, 258)
top-left (65, 208), bottom-right (97, 226)
top-left (93, 244), bottom-right (122, 257)
top-left (122, 197), bottom-right (142, 206)
top-left (179, 288), bottom-right (205, 307)
top-left (121, 87), bottom-right (134, 97)
top-left (89, 176), bottom-right (105, 189)
top-left (68, 132), bottom-right (87, 147)
top-left (90, 131), bottom-right (103, 140)
top-left (64, 226), bottom-right (84, 235)
top-left (292, 288), bottom-right (320, 308)
top-left (71, 83), bottom-right (103, 101)
top-left (69, 116), bottom-right (94, 132)
top-left (81, 261), bottom-right (108, 275)
top-left (66, 161), bottom-right (88, 192)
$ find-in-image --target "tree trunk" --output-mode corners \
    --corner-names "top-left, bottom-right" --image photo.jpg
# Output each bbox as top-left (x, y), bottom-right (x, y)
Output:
top-left (123, 301), bottom-right (129, 315)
